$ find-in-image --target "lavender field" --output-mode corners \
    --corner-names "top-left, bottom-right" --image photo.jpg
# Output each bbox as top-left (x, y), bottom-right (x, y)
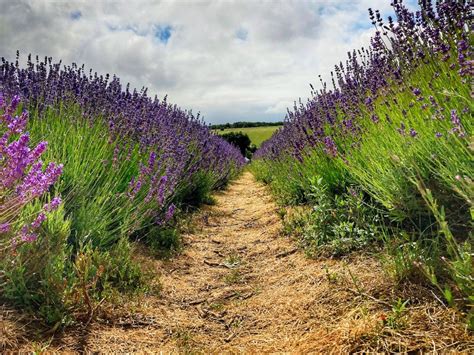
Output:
top-left (0, 0), bottom-right (473, 352)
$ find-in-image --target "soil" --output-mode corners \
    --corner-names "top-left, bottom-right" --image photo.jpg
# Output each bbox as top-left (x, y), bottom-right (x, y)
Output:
top-left (2, 171), bottom-right (473, 352)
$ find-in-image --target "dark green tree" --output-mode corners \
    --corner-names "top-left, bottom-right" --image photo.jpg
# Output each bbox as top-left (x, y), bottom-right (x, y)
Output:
top-left (220, 131), bottom-right (251, 156)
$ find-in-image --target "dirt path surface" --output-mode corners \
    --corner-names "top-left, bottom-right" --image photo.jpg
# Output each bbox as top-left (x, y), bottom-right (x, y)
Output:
top-left (3, 171), bottom-right (473, 352)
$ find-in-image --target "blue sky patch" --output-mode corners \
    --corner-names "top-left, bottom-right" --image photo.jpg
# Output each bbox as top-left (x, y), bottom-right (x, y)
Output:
top-left (70, 10), bottom-right (82, 20)
top-left (155, 25), bottom-right (173, 44)
top-left (235, 27), bottom-right (248, 41)
top-left (352, 21), bottom-right (373, 31)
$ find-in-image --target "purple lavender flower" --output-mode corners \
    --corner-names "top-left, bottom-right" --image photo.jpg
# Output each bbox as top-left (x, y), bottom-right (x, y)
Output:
top-left (31, 213), bottom-right (46, 229)
top-left (44, 196), bottom-right (62, 212)
top-left (148, 151), bottom-right (157, 168)
top-left (165, 203), bottom-right (176, 221)
top-left (397, 123), bottom-right (406, 136)
top-left (0, 223), bottom-right (10, 234)
top-left (450, 109), bottom-right (460, 126)
top-left (157, 175), bottom-right (168, 205)
top-left (457, 40), bottom-right (468, 52)
top-left (20, 231), bottom-right (38, 243)
top-left (449, 109), bottom-right (465, 137)
top-left (0, 94), bottom-right (63, 245)
top-left (30, 141), bottom-right (48, 161)
top-left (323, 136), bottom-right (338, 158)
top-left (10, 95), bottom-right (20, 111)
top-left (7, 111), bottom-right (28, 134)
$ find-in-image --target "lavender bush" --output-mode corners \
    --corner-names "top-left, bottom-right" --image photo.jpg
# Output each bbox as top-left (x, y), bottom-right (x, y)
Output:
top-left (0, 53), bottom-right (244, 244)
top-left (0, 51), bottom-right (244, 324)
top-left (0, 53), bottom-right (244, 194)
top-left (252, 0), bottom-right (472, 319)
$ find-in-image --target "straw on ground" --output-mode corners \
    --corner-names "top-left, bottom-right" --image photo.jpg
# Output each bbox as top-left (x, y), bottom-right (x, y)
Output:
top-left (2, 172), bottom-right (472, 352)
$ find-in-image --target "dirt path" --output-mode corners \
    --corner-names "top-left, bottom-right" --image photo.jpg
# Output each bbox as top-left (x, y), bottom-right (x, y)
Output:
top-left (3, 171), bottom-right (472, 352)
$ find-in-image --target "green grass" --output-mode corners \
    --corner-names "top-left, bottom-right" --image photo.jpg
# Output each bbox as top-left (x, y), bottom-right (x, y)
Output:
top-left (215, 126), bottom-right (281, 147)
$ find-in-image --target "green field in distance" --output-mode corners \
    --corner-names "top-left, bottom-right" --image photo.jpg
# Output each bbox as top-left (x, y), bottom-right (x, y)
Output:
top-left (214, 126), bottom-right (281, 147)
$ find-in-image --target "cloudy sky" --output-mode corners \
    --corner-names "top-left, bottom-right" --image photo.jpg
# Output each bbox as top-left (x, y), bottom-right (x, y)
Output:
top-left (0, 0), bottom-right (416, 124)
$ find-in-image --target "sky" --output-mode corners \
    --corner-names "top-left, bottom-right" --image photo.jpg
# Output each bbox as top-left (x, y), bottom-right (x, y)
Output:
top-left (0, 0), bottom-right (417, 124)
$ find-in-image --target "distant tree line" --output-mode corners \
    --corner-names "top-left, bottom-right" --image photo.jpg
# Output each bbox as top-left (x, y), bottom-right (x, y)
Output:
top-left (211, 121), bottom-right (283, 130)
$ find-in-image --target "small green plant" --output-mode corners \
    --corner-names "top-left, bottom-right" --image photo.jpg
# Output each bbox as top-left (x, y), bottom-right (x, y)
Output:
top-left (324, 265), bottom-right (339, 284)
top-left (224, 269), bottom-right (242, 285)
top-left (144, 227), bottom-right (182, 259)
top-left (173, 328), bottom-right (196, 352)
top-left (299, 177), bottom-right (380, 257)
top-left (202, 195), bottom-right (217, 206)
top-left (382, 298), bottom-right (409, 329)
top-left (223, 253), bottom-right (241, 268)
top-left (281, 208), bottom-right (308, 237)
top-left (31, 340), bottom-right (52, 354)
top-left (277, 207), bottom-right (286, 220)
top-left (380, 231), bottom-right (430, 283)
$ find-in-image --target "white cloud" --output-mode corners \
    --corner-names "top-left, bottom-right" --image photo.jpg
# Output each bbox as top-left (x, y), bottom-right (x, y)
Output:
top-left (0, 0), bottom-right (406, 123)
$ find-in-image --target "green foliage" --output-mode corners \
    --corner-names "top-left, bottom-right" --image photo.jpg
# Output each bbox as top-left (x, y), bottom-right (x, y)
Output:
top-left (220, 131), bottom-right (252, 156)
top-left (1, 196), bottom-right (145, 325)
top-left (1, 203), bottom-right (73, 325)
top-left (174, 170), bottom-right (214, 208)
top-left (145, 227), bottom-right (181, 258)
top-left (284, 177), bottom-right (380, 257)
top-left (415, 183), bottom-right (473, 310)
top-left (343, 63), bottom-right (472, 223)
top-left (251, 149), bottom-right (348, 205)
top-left (380, 232), bottom-right (430, 284)
top-left (28, 105), bottom-right (142, 250)
top-left (384, 299), bottom-right (409, 329)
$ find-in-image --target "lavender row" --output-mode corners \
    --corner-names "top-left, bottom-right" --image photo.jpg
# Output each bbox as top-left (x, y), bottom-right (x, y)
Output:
top-left (0, 53), bottom-right (245, 225)
top-left (254, 0), bottom-right (471, 163)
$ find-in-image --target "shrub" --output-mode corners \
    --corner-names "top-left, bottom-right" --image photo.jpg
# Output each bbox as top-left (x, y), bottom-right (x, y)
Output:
top-left (293, 177), bottom-right (380, 257)
top-left (220, 131), bottom-right (253, 157)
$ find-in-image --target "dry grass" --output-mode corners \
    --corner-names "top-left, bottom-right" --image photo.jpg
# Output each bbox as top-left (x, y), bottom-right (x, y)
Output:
top-left (2, 171), bottom-right (473, 352)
